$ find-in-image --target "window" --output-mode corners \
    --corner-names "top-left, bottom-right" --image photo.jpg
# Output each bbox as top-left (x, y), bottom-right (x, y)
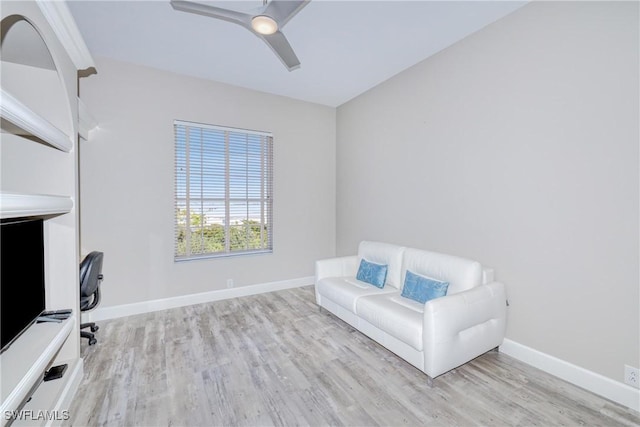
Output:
top-left (174, 120), bottom-right (273, 260)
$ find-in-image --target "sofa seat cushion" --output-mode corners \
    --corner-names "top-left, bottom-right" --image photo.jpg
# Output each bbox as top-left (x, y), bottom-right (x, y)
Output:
top-left (356, 292), bottom-right (424, 351)
top-left (316, 277), bottom-right (397, 313)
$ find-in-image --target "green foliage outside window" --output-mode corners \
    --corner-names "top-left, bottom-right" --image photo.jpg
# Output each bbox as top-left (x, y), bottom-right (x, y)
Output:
top-left (175, 208), bottom-right (267, 257)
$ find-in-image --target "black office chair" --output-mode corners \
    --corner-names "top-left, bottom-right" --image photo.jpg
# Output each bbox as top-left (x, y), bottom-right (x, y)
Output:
top-left (79, 251), bottom-right (104, 345)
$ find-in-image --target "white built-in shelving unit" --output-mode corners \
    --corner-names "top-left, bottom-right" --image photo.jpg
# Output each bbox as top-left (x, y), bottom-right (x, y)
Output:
top-left (0, 1), bottom-right (96, 425)
top-left (0, 194), bottom-right (79, 427)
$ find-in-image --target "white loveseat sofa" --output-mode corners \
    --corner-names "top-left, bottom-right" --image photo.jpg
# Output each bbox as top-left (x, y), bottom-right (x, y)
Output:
top-left (315, 241), bottom-right (507, 379)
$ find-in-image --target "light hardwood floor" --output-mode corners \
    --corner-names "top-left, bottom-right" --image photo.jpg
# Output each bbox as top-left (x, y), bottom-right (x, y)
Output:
top-left (66, 286), bottom-right (639, 427)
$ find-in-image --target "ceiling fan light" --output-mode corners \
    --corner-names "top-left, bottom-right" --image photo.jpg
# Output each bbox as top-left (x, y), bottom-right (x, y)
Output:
top-left (251, 15), bottom-right (278, 35)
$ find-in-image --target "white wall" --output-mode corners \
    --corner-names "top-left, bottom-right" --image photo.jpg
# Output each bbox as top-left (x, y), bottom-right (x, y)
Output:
top-left (79, 57), bottom-right (336, 307)
top-left (336, 1), bottom-right (638, 384)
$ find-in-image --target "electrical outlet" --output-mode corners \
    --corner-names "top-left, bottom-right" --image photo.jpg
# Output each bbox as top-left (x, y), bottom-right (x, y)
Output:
top-left (625, 365), bottom-right (639, 389)
top-left (226, 279), bottom-right (234, 289)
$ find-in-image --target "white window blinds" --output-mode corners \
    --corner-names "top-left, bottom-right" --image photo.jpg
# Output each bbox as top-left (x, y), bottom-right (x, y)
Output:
top-left (174, 120), bottom-right (273, 260)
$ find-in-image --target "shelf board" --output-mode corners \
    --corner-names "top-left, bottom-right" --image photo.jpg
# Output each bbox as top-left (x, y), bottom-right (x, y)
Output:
top-left (0, 316), bottom-right (75, 417)
top-left (0, 88), bottom-right (72, 152)
top-left (0, 192), bottom-right (73, 220)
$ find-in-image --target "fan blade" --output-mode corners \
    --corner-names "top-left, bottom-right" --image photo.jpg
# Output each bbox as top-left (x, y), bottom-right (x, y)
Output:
top-left (264, 0), bottom-right (310, 27)
top-left (260, 31), bottom-right (301, 71)
top-left (170, 0), bottom-right (305, 71)
top-left (170, 1), bottom-right (252, 27)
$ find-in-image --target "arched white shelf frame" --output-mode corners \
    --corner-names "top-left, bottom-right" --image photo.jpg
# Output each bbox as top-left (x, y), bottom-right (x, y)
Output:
top-left (0, 1), bottom-right (94, 423)
top-left (0, 192), bottom-right (73, 219)
top-left (35, 0), bottom-right (95, 72)
top-left (1, 89), bottom-right (73, 152)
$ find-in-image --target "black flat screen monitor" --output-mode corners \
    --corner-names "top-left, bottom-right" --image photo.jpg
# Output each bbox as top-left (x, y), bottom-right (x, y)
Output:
top-left (1, 217), bottom-right (46, 353)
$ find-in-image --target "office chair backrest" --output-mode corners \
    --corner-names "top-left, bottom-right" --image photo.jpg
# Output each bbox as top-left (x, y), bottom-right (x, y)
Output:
top-left (80, 251), bottom-right (104, 310)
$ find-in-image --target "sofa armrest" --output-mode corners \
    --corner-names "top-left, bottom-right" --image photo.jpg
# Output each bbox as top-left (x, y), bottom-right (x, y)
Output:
top-left (315, 255), bottom-right (358, 283)
top-left (424, 281), bottom-right (506, 341)
top-left (482, 267), bottom-right (494, 284)
top-left (422, 281), bottom-right (507, 377)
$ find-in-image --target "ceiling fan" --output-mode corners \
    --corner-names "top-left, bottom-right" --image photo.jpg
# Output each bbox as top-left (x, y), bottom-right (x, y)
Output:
top-left (170, 0), bottom-right (310, 71)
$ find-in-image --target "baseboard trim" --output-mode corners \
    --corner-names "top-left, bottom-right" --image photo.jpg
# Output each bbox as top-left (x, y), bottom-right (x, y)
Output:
top-left (500, 338), bottom-right (639, 412)
top-left (83, 276), bottom-right (314, 323)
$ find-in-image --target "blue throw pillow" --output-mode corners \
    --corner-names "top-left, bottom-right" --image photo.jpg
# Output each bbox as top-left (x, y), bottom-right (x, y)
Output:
top-left (401, 270), bottom-right (449, 304)
top-left (356, 259), bottom-right (388, 288)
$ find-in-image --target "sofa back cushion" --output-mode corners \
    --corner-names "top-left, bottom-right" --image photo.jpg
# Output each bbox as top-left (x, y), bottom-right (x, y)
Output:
top-left (358, 241), bottom-right (405, 289)
top-left (401, 248), bottom-right (482, 295)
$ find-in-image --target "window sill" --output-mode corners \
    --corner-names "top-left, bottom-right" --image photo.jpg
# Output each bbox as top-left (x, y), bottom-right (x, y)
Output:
top-left (175, 249), bottom-right (273, 262)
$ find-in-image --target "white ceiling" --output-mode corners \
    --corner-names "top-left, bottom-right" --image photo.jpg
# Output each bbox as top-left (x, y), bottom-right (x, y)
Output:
top-left (68, 0), bottom-right (528, 107)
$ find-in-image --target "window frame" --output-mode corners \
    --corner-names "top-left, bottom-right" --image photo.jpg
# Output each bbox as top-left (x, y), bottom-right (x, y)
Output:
top-left (174, 119), bottom-right (273, 261)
